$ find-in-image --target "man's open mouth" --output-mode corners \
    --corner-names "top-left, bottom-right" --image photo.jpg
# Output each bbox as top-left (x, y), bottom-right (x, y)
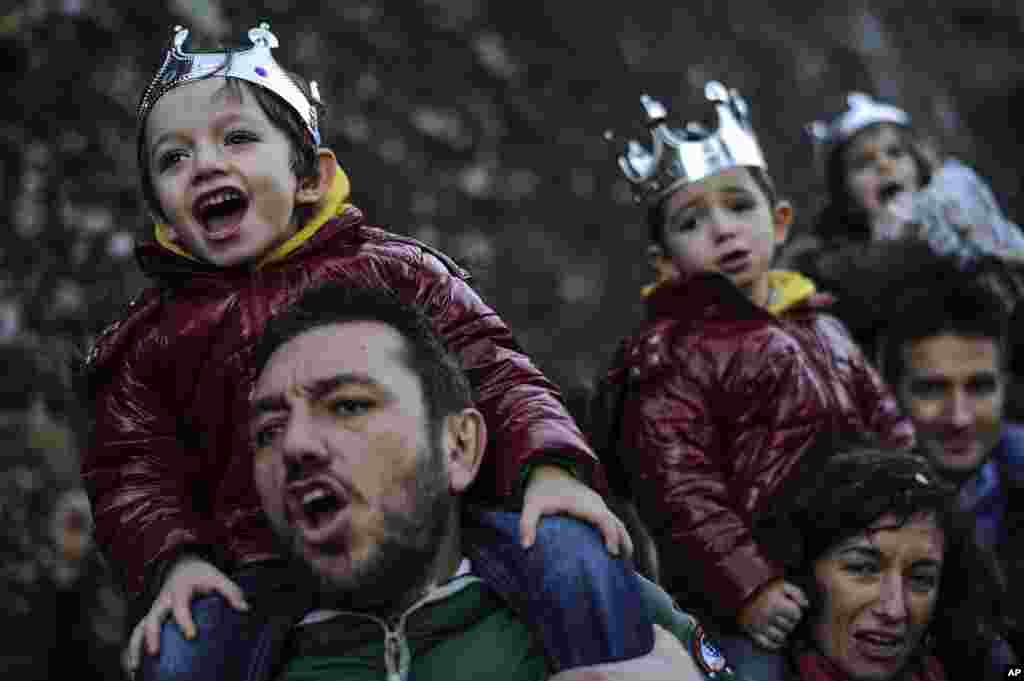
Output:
top-left (288, 481), bottom-right (350, 544)
top-left (193, 188), bottom-right (250, 239)
top-left (301, 487), bottom-right (345, 527)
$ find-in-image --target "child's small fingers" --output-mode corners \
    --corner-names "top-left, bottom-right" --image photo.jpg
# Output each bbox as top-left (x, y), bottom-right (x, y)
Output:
top-left (220, 583), bottom-right (250, 611)
top-left (618, 520), bottom-right (634, 558)
top-left (784, 583), bottom-right (810, 609)
top-left (601, 519), bottom-right (621, 557)
top-left (519, 509), bottom-right (539, 548)
top-left (172, 598), bottom-right (196, 640)
top-left (144, 615), bottom-right (163, 656)
top-left (124, 624), bottom-right (144, 671)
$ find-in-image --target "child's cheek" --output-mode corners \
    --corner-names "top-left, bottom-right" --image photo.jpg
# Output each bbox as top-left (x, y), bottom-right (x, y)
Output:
top-left (849, 174), bottom-right (879, 214)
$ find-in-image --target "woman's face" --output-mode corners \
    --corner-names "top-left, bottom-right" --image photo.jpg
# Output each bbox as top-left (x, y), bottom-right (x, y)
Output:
top-left (811, 512), bottom-right (944, 681)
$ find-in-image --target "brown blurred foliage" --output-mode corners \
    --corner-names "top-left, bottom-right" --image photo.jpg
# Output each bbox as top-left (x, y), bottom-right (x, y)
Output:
top-left (2, 0), bottom-right (1023, 397)
top-left (0, 2), bottom-right (1021, 676)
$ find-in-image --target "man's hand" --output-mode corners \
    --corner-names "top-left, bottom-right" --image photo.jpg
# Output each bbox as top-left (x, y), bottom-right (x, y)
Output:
top-left (737, 578), bottom-right (809, 651)
top-left (122, 556), bottom-right (249, 674)
top-left (548, 625), bottom-right (705, 680)
top-left (520, 464), bottom-right (632, 558)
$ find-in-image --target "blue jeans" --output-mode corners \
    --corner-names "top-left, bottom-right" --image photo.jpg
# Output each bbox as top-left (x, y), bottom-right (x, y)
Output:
top-left (464, 510), bottom-right (654, 671)
top-left (139, 511), bottom-right (653, 680)
top-left (137, 566), bottom-right (288, 681)
top-left (715, 634), bottom-right (788, 681)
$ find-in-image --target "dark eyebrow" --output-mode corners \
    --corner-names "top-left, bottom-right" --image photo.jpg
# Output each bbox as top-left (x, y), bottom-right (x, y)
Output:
top-left (909, 375), bottom-right (949, 385)
top-left (834, 544), bottom-right (881, 560)
top-left (249, 372), bottom-right (382, 419)
top-left (834, 543), bottom-right (943, 570)
top-left (669, 185), bottom-right (753, 216)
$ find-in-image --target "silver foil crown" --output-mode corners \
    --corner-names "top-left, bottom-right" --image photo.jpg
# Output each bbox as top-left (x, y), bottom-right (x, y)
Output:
top-left (137, 23), bottom-right (321, 145)
top-left (805, 92), bottom-right (909, 147)
top-left (616, 81), bottom-right (767, 204)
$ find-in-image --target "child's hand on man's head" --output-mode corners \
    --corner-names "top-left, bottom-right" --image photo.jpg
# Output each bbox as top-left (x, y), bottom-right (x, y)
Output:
top-left (123, 555), bottom-right (248, 675)
top-left (519, 464), bottom-right (633, 558)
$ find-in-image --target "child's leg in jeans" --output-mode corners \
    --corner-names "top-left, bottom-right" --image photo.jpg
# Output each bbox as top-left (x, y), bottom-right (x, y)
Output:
top-left (138, 566), bottom-right (279, 681)
top-left (466, 509), bottom-right (654, 670)
top-left (715, 634), bottom-right (788, 681)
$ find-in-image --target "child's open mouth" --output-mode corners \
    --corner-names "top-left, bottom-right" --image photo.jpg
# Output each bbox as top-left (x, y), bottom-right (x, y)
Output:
top-left (878, 181), bottom-right (906, 205)
top-left (878, 181), bottom-right (915, 221)
top-left (718, 249), bottom-right (751, 275)
top-left (193, 187), bottom-right (250, 241)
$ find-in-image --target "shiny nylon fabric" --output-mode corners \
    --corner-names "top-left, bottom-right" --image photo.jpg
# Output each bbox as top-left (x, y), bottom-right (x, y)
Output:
top-left (81, 208), bottom-right (602, 599)
top-left (608, 272), bottom-right (914, 619)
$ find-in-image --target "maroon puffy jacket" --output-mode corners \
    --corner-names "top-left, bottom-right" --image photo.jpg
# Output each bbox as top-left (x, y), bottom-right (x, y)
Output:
top-left (606, 272), bottom-right (913, 620)
top-left (81, 207), bottom-right (603, 599)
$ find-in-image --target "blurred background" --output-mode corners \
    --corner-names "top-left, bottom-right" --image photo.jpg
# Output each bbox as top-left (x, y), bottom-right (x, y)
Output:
top-left (1, 0), bottom-right (1022, 677)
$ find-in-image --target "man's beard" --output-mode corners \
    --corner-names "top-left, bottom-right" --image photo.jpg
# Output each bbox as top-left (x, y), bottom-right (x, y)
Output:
top-left (272, 440), bottom-right (456, 619)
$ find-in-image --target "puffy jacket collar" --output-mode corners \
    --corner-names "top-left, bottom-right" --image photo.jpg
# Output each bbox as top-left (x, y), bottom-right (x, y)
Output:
top-left (644, 269), bottom-right (829, 322)
top-left (139, 166), bottom-right (355, 285)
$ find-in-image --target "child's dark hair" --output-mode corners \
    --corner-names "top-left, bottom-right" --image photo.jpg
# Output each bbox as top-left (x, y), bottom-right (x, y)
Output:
top-left (645, 166), bottom-right (778, 246)
top-left (138, 54), bottom-right (326, 224)
top-left (814, 122), bottom-right (933, 243)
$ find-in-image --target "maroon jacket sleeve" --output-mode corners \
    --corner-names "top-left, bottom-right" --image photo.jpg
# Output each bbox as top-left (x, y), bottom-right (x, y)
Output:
top-left (621, 347), bottom-right (785, 617)
top-left (821, 315), bottom-right (916, 450)
top-left (854, 344), bottom-right (916, 449)
top-left (81, 313), bottom-right (221, 600)
top-left (379, 246), bottom-right (606, 500)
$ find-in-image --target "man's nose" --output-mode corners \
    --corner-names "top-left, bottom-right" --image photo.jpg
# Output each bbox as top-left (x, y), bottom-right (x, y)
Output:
top-left (280, 412), bottom-right (330, 477)
top-left (944, 389), bottom-right (973, 427)
top-left (873, 572), bottom-right (909, 623)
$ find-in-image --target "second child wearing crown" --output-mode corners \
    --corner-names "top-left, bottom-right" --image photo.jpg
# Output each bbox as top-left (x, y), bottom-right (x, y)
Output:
top-left (603, 84), bottom-right (915, 677)
top-left (79, 23), bottom-right (658, 680)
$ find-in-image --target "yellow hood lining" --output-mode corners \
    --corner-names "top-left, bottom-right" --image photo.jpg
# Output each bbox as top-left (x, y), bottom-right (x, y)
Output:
top-left (641, 269), bottom-right (817, 315)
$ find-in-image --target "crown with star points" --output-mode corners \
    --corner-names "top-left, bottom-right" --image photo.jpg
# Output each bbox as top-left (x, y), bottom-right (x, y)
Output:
top-left (805, 92), bottom-right (910, 147)
top-left (137, 22), bottom-right (322, 146)
top-left (614, 81), bottom-right (768, 205)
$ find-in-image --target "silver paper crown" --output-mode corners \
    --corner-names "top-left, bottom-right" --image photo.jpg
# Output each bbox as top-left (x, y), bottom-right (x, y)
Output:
top-left (615, 81), bottom-right (767, 204)
top-left (805, 92), bottom-right (909, 147)
top-left (137, 23), bottom-right (321, 145)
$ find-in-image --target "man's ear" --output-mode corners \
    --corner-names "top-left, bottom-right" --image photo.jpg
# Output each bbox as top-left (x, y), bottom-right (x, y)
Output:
top-left (295, 148), bottom-right (338, 205)
top-left (773, 199), bottom-right (794, 244)
top-left (443, 408), bottom-right (487, 494)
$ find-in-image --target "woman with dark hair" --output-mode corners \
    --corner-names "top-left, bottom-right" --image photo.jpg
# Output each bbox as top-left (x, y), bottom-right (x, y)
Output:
top-left (751, 446), bottom-right (1016, 681)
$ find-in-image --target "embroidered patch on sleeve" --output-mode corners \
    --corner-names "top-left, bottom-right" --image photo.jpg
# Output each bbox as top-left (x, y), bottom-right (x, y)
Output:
top-left (691, 624), bottom-right (727, 674)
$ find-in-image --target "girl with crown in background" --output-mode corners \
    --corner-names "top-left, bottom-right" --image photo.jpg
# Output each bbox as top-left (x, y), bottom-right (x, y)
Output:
top-left (79, 22), bottom-right (658, 680)
top-left (789, 92), bottom-right (1024, 279)
top-left (597, 82), bottom-right (914, 681)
